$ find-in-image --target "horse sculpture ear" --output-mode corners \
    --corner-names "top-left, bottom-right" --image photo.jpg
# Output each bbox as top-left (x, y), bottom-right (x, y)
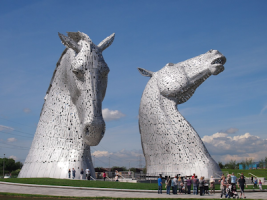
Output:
top-left (97, 33), bottom-right (115, 52)
top-left (58, 32), bottom-right (81, 53)
top-left (138, 68), bottom-right (153, 77)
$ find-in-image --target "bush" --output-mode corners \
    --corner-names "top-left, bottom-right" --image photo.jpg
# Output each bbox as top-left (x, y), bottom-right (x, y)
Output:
top-left (11, 169), bottom-right (21, 176)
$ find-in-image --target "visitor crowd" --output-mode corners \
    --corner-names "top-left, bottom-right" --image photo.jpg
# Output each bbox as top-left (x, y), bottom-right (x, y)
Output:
top-left (157, 172), bottom-right (263, 198)
top-left (157, 173), bottom-right (212, 196)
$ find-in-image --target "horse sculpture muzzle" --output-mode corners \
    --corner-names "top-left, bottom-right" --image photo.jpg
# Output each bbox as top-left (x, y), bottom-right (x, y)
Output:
top-left (209, 50), bottom-right (226, 75)
top-left (83, 117), bottom-right (105, 146)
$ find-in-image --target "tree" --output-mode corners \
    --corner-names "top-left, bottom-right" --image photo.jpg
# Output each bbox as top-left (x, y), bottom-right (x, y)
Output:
top-left (129, 167), bottom-right (136, 172)
top-left (259, 159), bottom-right (265, 169)
top-left (111, 166), bottom-right (127, 172)
top-left (143, 167), bottom-right (147, 174)
top-left (218, 162), bottom-right (224, 169)
top-left (225, 160), bottom-right (237, 169)
top-left (245, 158), bottom-right (253, 169)
top-left (240, 160), bottom-right (246, 169)
top-left (0, 158), bottom-right (23, 173)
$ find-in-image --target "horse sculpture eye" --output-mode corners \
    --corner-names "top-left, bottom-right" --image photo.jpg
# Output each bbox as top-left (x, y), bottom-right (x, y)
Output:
top-left (72, 69), bottom-right (85, 80)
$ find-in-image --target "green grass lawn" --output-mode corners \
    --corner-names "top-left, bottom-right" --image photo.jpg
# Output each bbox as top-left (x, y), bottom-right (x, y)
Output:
top-left (221, 169), bottom-right (267, 179)
top-left (0, 192), bottom-right (256, 200)
top-left (1, 178), bottom-right (266, 190)
top-left (2, 178), bottom-right (159, 190)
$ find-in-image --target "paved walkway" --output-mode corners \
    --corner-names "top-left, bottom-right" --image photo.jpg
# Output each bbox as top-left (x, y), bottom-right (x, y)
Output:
top-left (0, 182), bottom-right (266, 199)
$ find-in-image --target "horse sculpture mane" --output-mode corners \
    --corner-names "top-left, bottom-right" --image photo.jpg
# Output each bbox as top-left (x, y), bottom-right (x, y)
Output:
top-left (19, 31), bottom-right (115, 179)
top-left (138, 50), bottom-right (226, 178)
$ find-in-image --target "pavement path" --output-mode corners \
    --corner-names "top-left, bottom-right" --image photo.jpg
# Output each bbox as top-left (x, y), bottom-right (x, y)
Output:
top-left (0, 182), bottom-right (266, 199)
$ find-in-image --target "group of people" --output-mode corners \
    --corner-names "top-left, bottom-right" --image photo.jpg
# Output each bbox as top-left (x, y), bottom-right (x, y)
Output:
top-left (220, 172), bottom-right (264, 199)
top-left (67, 169), bottom-right (128, 182)
top-left (158, 172), bottom-right (264, 197)
top-left (251, 176), bottom-right (263, 190)
top-left (157, 173), bottom-right (212, 195)
top-left (68, 168), bottom-right (91, 180)
top-left (220, 173), bottom-right (242, 199)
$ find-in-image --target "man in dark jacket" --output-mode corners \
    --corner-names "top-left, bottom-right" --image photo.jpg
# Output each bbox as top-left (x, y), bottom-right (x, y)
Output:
top-left (238, 175), bottom-right (247, 199)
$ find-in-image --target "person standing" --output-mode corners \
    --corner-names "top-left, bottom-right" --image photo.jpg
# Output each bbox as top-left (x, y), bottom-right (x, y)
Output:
top-left (88, 168), bottom-right (91, 180)
top-left (103, 171), bottom-right (107, 181)
top-left (158, 175), bottom-right (163, 194)
top-left (231, 172), bottom-right (237, 186)
top-left (259, 179), bottom-right (263, 190)
top-left (173, 176), bottom-right (178, 194)
top-left (253, 178), bottom-right (258, 188)
top-left (251, 175), bottom-right (253, 184)
top-left (187, 177), bottom-right (192, 194)
top-left (193, 176), bottom-right (199, 195)
top-left (80, 168), bottom-right (84, 180)
top-left (85, 168), bottom-right (90, 180)
top-left (183, 176), bottom-right (188, 194)
top-left (115, 170), bottom-right (119, 176)
top-left (220, 176), bottom-right (227, 199)
top-left (178, 177), bottom-right (182, 194)
top-left (238, 175), bottom-right (247, 199)
top-left (171, 177), bottom-right (174, 194)
top-left (72, 168), bottom-right (76, 179)
top-left (115, 175), bottom-right (119, 181)
top-left (227, 174), bottom-right (231, 184)
top-left (166, 176), bottom-right (171, 195)
top-left (199, 176), bottom-right (204, 196)
top-left (68, 169), bottom-right (71, 179)
top-left (210, 175), bottom-right (215, 194)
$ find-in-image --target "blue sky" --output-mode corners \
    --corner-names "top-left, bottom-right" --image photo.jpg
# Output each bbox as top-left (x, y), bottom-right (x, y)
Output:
top-left (0, 0), bottom-right (267, 168)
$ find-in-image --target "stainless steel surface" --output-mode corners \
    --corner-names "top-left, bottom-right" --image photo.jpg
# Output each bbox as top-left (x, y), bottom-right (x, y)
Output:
top-left (138, 50), bottom-right (226, 178)
top-left (19, 32), bottom-right (115, 179)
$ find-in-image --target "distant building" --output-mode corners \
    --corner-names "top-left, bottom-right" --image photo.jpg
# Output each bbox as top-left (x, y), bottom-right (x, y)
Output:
top-left (239, 162), bottom-right (259, 170)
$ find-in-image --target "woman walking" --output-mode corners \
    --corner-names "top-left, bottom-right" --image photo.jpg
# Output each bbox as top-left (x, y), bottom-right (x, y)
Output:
top-left (103, 171), bottom-right (107, 181)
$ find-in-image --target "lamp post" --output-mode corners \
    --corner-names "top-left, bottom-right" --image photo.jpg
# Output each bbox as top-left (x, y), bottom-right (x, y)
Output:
top-left (3, 154), bottom-right (5, 178)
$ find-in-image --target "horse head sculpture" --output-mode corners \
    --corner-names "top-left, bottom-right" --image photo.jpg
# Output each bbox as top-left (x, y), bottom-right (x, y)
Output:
top-left (58, 32), bottom-right (114, 146)
top-left (19, 32), bottom-right (114, 179)
top-left (138, 50), bottom-right (226, 178)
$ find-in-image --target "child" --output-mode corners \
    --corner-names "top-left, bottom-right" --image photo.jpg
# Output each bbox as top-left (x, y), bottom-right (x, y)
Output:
top-left (253, 178), bottom-right (258, 188)
top-left (258, 180), bottom-right (262, 190)
top-left (115, 175), bottom-right (119, 182)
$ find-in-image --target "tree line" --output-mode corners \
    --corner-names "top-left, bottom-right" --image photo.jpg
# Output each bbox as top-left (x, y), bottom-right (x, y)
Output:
top-left (218, 157), bottom-right (267, 169)
top-left (0, 158), bottom-right (23, 176)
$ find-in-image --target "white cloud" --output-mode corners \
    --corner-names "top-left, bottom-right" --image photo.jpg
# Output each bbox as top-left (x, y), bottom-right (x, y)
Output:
top-left (102, 108), bottom-right (125, 121)
top-left (202, 132), bottom-right (267, 163)
top-left (23, 108), bottom-right (31, 113)
top-left (7, 138), bottom-right (17, 142)
top-left (92, 150), bottom-right (113, 158)
top-left (0, 125), bottom-right (14, 131)
top-left (9, 155), bottom-right (18, 160)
